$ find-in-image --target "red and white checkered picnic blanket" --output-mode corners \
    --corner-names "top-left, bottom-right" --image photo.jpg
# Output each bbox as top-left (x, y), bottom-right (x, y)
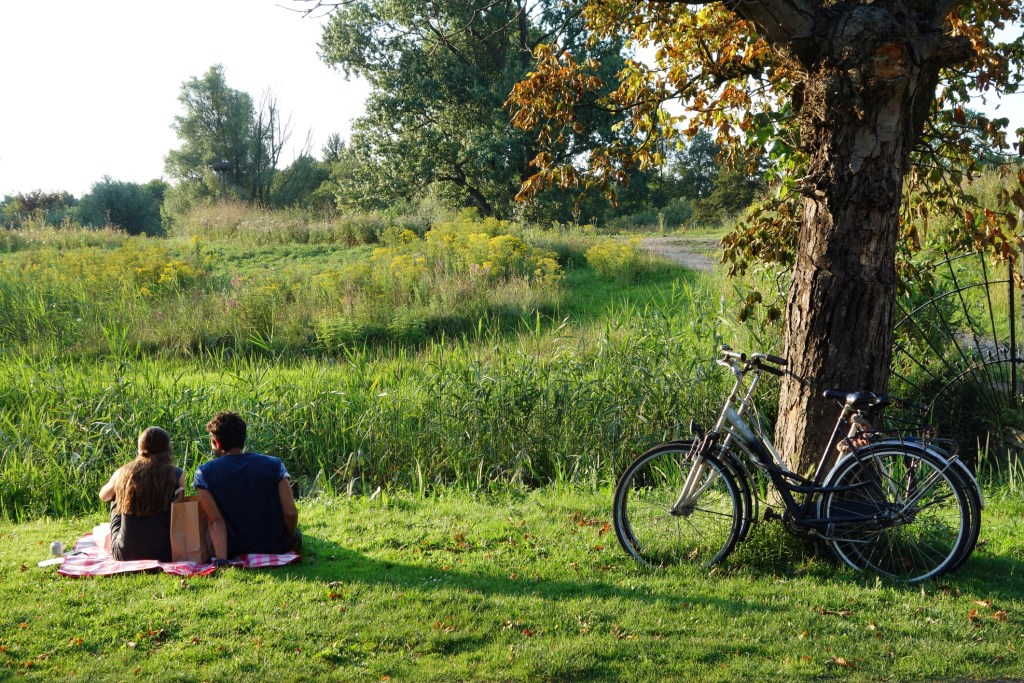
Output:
top-left (57, 531), bottom-right (301, 578)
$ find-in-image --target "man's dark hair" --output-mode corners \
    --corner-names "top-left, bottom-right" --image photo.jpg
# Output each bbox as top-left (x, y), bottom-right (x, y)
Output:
top-left (206, 411), bottom-right (247, 451)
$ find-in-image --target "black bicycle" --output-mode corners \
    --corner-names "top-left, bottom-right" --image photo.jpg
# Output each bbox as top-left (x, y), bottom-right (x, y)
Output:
top-left (612, 346), bottom-right (982, 582)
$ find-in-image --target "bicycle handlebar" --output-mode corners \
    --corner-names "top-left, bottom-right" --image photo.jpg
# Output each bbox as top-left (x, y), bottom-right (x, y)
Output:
top-left (720, 346), bottom-right (787, 375)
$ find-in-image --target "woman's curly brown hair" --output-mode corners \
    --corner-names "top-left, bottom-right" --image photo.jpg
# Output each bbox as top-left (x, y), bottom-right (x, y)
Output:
top-left (114, 426), bottom-right (177, 516)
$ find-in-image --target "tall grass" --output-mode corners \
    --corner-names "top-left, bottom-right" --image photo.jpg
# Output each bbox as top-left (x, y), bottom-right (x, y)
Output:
top-left (0, 214), bottom-right (568, 357)
top-left (0, 218), bottom-right (127, 253)
top-left (0, 280), bottom-right (732, 521)
top-left (181, 201), bottom-right (388, 247)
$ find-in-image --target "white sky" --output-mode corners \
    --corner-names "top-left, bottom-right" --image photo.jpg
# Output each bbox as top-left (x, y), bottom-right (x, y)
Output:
top-left (0, 2), bottom-right (1020, 199)
top-left (0, 0), bottom-right (370, 198)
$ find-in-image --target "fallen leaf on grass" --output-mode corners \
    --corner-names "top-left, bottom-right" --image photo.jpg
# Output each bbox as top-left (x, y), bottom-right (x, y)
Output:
top-left (69, 638), bottom-right (83, 647)
top-left (801, 656), bottom-right (812, 663)
top-left (521, 628), bottom-right (534, 637)
top-left (432, 621), bottom-right (456, 633)
top-left (993, 610), bottom-right (1009, 622)
top-left (798, 630), bottom-right (808, 640)
top-left (975, 600), bottom-right (993, 608)
top-left (831, 656), bottom-right (852, 667)
top-left (599, 522), bottom-right (611, 536)
top-left (611, 625), bottom-right (636, 641)
top-left (19, 564), bottom-right (26, 572)
top-left (814, 608), bottom-right (854, 618)
top-left (328, 592), bottom-right (343, 600)
top-left (190, 637), bottom-right (201, 645)
top-left (968, 610), bottom-right (981, 625)
top-left (591, 544), bottom-right (604, 552)
top-left (570, 512), bottom-right (601, 527)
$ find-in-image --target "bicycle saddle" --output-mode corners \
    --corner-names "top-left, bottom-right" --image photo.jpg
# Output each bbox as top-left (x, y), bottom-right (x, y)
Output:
top-left (822, 389), bottom-right (891, 409)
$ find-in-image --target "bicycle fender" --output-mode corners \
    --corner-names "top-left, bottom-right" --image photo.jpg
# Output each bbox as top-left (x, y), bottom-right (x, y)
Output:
top-left (825, 440), bottom-right (983, 508)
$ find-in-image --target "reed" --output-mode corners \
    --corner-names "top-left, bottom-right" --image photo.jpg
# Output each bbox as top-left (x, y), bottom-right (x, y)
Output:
top-left (0, 279), bottom-right (734, 520)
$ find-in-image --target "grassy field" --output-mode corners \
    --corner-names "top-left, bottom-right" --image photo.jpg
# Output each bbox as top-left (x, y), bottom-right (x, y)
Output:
top-left (2, 209), bottom-right (1023, 682)
top-left (0, 212), bottom-right (759, 521)
top-left (1, 488), bottom-right (1023, 682)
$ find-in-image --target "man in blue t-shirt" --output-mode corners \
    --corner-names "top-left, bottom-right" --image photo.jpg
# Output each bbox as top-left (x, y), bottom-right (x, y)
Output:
top-left (194, 412), bottom-right (300, 563)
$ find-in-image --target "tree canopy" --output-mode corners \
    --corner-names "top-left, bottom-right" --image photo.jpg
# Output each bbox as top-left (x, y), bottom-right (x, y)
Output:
top-left (510, 0), bottom-right (1024, 471)
top-left (165, 65), bottom-right (291, 206)
top-left (312, 0), bottom-right (632, 219)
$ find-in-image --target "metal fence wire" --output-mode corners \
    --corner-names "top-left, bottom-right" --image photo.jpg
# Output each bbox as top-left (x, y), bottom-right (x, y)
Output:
top-left (886, 251), bottom-right (1024, 468)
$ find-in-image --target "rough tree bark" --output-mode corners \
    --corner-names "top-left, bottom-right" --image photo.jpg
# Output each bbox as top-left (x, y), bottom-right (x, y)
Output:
top-left (721, 0), bottom-right (972, 474)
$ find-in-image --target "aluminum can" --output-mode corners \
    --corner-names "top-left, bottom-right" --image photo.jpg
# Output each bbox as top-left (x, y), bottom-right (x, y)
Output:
top-left (50, 541), bottom-right (64, 556)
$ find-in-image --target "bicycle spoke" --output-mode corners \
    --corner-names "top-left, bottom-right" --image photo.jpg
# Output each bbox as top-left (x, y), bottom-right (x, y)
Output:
top-left (614, 443), bottom-right (743, 568)
top-left (820, 447), bottom-right (970, 581)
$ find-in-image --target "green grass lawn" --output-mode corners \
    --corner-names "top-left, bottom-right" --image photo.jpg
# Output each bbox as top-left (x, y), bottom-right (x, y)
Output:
top-left (2, 488), bottom-right (1023, 682)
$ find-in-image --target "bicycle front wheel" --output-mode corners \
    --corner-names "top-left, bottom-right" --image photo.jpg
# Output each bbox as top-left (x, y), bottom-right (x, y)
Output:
top-left (819, 447), bottom-right (972, 582)
top-left (613, 442), bottom-right (743, 567)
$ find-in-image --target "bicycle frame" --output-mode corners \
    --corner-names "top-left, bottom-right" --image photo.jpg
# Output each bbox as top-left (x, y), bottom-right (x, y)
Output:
top-left (673, 353), bottom-right (957, 534)
top-left (615, 346), bottom-right (981, 580)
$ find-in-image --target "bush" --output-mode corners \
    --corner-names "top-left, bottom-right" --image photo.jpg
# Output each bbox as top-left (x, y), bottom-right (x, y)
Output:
top-left (78, 177), bottom-right (166, 236)
top-left (585, 238), bottom-right (645, 281)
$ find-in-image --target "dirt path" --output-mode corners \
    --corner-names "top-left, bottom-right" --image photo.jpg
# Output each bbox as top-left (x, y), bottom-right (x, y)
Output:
top-left (640, 236), bottom-right (721, 273)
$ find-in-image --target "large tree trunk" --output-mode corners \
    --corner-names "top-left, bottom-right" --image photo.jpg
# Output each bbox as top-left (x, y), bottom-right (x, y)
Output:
top-left (773, 11), bottom-right (947, 475)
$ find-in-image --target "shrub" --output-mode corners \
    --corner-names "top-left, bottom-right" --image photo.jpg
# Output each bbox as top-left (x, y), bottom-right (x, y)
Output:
top-left (585, 238), bottom-right (645, 281)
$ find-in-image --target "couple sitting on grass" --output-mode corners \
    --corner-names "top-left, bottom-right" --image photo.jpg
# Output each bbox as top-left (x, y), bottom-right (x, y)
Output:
top-left (98, 411), bottom-right (301, 566)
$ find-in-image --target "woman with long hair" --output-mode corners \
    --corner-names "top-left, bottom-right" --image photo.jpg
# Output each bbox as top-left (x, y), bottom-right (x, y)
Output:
top-left (99, 426), bottom-right (185, 561)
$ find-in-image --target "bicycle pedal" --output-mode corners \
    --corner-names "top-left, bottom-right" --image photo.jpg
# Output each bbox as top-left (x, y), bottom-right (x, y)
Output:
top-left (764, 509), bottom-right (783, 522)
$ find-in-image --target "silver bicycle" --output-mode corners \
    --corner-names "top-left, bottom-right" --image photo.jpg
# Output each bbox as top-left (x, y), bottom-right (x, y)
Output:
top-left (613, 346), bottom-right (982, 582)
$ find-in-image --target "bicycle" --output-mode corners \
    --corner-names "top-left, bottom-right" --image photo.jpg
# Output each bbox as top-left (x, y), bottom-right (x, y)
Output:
top-left (612, 346), bottom-right (983, 582)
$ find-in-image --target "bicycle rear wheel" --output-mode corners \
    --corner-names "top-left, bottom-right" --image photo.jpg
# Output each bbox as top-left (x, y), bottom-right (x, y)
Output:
top-left (818, 447), bottom-right (972, 582)
top-left (937, 458), bottom-right (982, 573)
top-left (613, 442), bottom-right (743, 567)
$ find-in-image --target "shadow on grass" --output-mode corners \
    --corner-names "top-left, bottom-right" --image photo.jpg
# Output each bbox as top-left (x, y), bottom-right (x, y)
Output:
top-left (287, 533), bottom-right (777, 614)
top-left (954, 554), bottom-right (1024, 599)
top-left (723, 541), bottom-right (1024, 594)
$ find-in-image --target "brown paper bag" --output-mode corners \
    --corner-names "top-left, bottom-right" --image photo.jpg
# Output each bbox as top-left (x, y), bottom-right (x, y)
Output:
top-left (170, 495), bottom-right (211, 563)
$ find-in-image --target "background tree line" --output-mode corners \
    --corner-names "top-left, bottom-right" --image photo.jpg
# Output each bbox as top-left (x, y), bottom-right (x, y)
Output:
top-left (2, 0), bottom-right (766, 236)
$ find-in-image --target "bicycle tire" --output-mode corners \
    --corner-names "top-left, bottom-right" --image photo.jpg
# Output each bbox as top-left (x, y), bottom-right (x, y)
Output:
top-left (818, 447), bottom-right (973, 582)
top-left (652, 440), bottom-right (757, 542)
top-left (613, 441), bottom-right (744, 567)
top-left (864, 440), bottom-right (982, 572)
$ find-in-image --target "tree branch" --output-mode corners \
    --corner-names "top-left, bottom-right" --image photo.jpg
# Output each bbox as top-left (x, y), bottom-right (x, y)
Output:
top-left (657, 0), bottom-right (819, 59)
